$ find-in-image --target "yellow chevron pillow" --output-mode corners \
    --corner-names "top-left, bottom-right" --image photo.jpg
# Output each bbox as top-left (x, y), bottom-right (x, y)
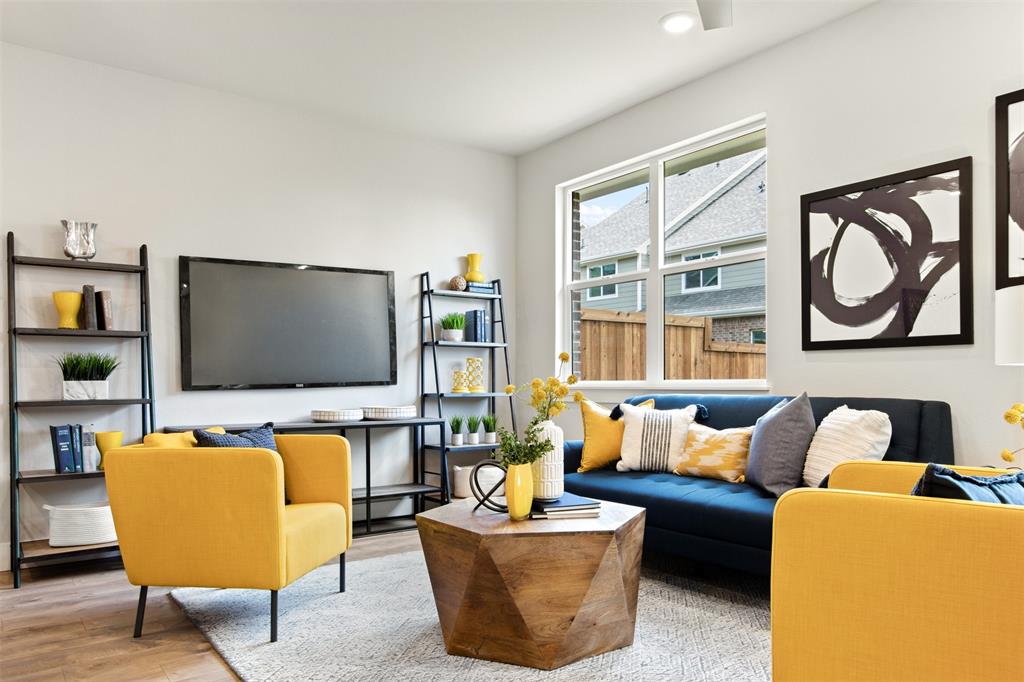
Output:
top-left (675, 422), bottom-right (754, 483)
top-left (578, 399), bottom-right (655, 473)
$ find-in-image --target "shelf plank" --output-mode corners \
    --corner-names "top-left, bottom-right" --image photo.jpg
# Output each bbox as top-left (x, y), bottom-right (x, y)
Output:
top-left (18, 469), bottom-right (105, 484)
top-left (424, 443), bottom-right (499, 452)
top-left (13, 255), bottom-right (144, 273)
top-left (14, 327), bottom-right (147, 338)
top-left (423, 341), bottom-right (507, 348)
top-left (427, 288), bottom-right (501, 300)
top-left (21, 539), bottom-right (119, 560)
top-left (424, 392), bottom-right (508, 399)
top-left (353, 483), bottom-right (442, 501)
top-left (16, 398), bottom-right (151, 408)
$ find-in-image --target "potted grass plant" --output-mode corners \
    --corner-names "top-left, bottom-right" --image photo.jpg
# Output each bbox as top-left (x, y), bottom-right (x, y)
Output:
top-left (440, 312), bottom-right (466, 342)
top-left (466, 415), bottom-right (481, 445)
top-left (482, 414), bottom-right (498, 444)
top-left (57, 352), bottom-right (119, 400)
top-left (449, 415), bottom-right (465, 446)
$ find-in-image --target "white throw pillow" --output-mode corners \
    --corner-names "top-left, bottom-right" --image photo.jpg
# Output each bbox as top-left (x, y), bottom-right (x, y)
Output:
top-left (617, 402), bottom-right (698, 473)
top-left (802, 405), bottom-right (892, 487)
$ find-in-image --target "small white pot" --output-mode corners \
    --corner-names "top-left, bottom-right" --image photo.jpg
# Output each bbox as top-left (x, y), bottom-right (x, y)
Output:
top-left (467, 432), bottom-right (480, 445)
top-left (451, 433), bottom-right (464, 446)
top-left (62, 380), bottom-right (109, 401)
top-left (440, 328), bottom-right (464, 342)
top-left (484, 431), bottom-right (497, 444)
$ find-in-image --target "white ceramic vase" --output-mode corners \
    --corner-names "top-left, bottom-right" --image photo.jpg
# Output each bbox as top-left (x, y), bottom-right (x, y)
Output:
top-left (467, 432), bottom-right (480, 445)
top-left (440, 328), bottom-right (464, 342)
top-left (484, 431), bottom-right (497, 444)
top-left (62, 380), bottom-right (109, 400)
top-left (531, 419), bottom-right (564, 502)
top-left (451, 433), bottom-right (464, 446)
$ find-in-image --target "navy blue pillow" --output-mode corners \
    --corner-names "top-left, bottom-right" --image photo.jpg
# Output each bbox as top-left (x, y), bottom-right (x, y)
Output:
top-left (911, 463), bottom-right (1024, 504)
top-left (194, 422), bottom-right (277, 451)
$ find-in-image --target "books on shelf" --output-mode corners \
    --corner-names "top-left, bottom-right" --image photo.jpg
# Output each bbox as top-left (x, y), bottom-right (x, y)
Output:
top-left (96, 290), bottom-right (113, 330)
top-left (79, 284), bottom-right (97, 330)
top-left (529, 492), bottom-right (601, 520)
top-left (464, 309), bottom-right (492, 343)
top-left (49, 424), bottom-right (85, 473)
top-left (466, 282), bottom-right (495, 294)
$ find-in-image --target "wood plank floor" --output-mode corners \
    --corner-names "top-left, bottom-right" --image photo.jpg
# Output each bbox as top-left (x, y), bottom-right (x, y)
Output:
top-left (0, 531), bottom-right (423, 682)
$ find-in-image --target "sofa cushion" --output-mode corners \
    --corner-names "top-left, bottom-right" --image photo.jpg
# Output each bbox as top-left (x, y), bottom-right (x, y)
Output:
top-left (565, 471), bottom-right (777, 550)
top-left (746, 393), bottom-right (816, 497)
top-left (617, 403), bottom-right (697, 473)
top-left (675, 423), bottom-right (753, 483)
top-left (577, 398), bottom-right (654, 473)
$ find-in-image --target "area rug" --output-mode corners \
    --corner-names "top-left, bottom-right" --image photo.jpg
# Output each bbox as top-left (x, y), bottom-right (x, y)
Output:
top-left (171, 551), bottom-right (770, 681)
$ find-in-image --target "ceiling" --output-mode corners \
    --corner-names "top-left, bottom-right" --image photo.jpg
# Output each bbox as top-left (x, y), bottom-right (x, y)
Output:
top-left (1, 1), bottom-right (873, 155)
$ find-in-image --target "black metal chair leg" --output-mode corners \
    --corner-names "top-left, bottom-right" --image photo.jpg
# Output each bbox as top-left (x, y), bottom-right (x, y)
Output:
top-left (340, 553), bottom-right (346, 593)
top-left (133, 586), bottom-right (148, 638)
top-left (270, 590), bottom-right (278, 643)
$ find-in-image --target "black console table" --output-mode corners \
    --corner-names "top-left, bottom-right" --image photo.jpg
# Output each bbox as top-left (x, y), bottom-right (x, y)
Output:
top-left (164, 417), bottom-right (445, 536)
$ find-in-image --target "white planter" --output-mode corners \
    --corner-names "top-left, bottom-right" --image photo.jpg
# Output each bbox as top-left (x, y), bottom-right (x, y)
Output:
top-left (467, 432), bottom-right (480, 445)
top-left (453, 464), bottom-right (505, 499)
top-left (62, 380), bottom-right (109, 400)
top-left (44, 502), bottom-right (116, 546)
top-left (451, 433), bottom-right (464, 446)
top-left (440, 328), bottom-right (464, 342)
top-left (531, 419), bottom-right (565, 502)
top-left (484, 431), bottom-right (497, 444)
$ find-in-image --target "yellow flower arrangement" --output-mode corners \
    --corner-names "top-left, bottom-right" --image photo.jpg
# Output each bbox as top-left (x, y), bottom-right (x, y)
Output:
top-left (999, 402), bottom-right (1024, 463)
top-left (505, 352), bottom-right (584, 421)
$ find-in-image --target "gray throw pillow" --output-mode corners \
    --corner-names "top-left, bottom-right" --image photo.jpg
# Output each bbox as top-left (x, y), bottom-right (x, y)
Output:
top-left (746, 392), bottom-right (816, 497)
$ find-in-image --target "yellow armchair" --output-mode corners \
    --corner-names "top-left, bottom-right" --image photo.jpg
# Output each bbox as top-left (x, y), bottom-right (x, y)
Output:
top-left (104, 433), bottom-right (352, 642)
top-left (772, 461), bottom-right (1024, 681)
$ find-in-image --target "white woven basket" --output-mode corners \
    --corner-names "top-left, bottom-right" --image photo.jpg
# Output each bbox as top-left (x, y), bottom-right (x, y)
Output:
top-left (311, 408), bottom-right (364, 423)
top-left (361, 405), bottom-right (417, 420)
top-left (44, 501), bottom-right (117, 547)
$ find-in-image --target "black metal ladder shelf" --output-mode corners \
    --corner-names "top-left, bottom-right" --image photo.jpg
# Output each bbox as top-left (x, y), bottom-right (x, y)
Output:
top-left (419, 272), bottom-right (516, 507)
top-left (6, 232), bottom-right (156, 588)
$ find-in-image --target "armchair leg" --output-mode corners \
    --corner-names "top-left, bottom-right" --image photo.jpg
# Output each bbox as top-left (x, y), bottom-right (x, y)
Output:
top-left (270, 590), bottom-right (278, 643)
top-left (340, 553), bottom-right (346, 593)
top-left (133, 586), bottom-right (148, 639)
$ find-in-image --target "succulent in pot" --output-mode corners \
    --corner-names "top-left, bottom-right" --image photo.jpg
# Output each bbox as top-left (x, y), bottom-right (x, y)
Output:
top-left (449, 415), bottom-right (464, 446)
top-left (57, 352), bottom-right (119, 400)
top-left (466, 415), bottom-right (481, 445)
top-left (439, 312), bottom-right (465, 342)
top-left (482, 414), bottom-right (498, 444)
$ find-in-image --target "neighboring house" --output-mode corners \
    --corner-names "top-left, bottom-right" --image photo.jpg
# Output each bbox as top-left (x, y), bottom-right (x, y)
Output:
top-left (579, 149), bottom-right (766, 344)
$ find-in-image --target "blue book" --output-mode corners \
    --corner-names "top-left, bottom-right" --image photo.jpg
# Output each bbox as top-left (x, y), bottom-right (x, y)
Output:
top-left (464, 310), bottom-right (478, 342)
top-left (71, 424), bottom-right (84, 472)
top-left (481, 309), bottom-right (491, 343)
top-left (532, 492), bottom-right (601, 514)
top-left (50, 425), bottom-right (75, 474)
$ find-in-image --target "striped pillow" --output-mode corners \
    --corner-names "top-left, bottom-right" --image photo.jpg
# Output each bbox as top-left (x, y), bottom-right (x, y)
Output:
top-left (675, 423), bottom-right (754, 483)
top-left (617, 403), bottom-right (698, 473)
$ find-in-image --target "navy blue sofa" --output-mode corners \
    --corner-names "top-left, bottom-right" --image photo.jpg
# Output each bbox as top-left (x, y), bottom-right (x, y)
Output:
top-left (563, 394), bottom-right (954, 575)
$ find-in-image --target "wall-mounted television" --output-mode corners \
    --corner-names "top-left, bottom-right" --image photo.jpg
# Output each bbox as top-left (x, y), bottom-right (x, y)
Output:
top-left (179, 256), bottom-right (396, 390)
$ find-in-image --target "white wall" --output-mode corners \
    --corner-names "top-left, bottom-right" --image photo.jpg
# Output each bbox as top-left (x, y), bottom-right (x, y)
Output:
top-left (1, 44), bottom-right (516, 569)
top-left (516, 1), bottom-right (1024, 462)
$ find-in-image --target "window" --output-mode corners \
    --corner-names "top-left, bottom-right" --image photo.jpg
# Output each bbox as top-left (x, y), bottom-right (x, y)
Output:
top-left (586, 263), bottom-right (618, 299)
top-left (562, 119), bottom-right (766, 384)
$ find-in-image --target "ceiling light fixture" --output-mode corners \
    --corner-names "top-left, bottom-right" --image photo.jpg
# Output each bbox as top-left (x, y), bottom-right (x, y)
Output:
top-left (659, 11), bottom-right (697, 35)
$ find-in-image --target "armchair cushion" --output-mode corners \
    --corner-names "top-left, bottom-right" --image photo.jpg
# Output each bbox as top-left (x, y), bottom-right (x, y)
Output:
top-left (194, 422), bottom-right (276, 450)
top-left (911, 463), bottom-right (1024, 504)
top-left (284, 503), bottom-right (346, 583)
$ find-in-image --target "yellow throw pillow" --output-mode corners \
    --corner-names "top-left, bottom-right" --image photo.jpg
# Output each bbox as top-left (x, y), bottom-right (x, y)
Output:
top-left (142, 427), bottom-right (226, 448)
top-left (578, 399), bottom-right (655, 473)
top-left (675, 422), bottom-right (754, 483)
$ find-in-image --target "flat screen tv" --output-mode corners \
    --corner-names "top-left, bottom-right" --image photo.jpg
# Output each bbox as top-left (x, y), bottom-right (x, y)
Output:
top-left (179, 256), bottom-right (396, 390)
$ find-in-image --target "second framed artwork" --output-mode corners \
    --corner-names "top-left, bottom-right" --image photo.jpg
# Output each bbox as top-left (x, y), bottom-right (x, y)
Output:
top-left (800, 157), bottom-right (973, 351)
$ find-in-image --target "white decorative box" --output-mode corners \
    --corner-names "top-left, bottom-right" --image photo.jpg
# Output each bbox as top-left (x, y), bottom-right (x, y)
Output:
top-left (361, 405), bottom-right (417, 421)
top-left (44, 502), bottom-right (117, 547)
top-left (311, 408), bottom-right (364, 423)
top-left (62, 380), bottom-right (109, 400)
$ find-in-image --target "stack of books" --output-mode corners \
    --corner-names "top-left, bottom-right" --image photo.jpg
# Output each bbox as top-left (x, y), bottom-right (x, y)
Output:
top-left (463, 309), bottom-right (491, 342)
top-left (77, 284), bottom-right (115, 330)
top-left (466, 282), bottom-right (495, 295)
top-left (529, 492), bottom-right (601, 520)
top-left (49, 424), bottom-right (84, 473)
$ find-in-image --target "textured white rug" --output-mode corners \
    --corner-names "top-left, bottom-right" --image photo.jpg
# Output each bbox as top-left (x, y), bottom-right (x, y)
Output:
top-left (172, 551), bottom-right (770, 681)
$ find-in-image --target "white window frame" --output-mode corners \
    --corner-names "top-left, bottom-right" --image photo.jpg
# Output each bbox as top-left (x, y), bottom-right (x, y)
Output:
top-left (556, 114), bottom-right (769, 393)
top-left (750, 328), bottom-right (767, 344)
top-left (585, 262), bottom-right (619, 300)
top-left (680, 249), bottom-right (721, 293)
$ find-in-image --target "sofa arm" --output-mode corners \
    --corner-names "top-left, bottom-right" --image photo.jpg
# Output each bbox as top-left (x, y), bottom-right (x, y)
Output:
top-left (829, 460), bottom-right (1012, 495)
top-left (275, 434), bottom-right (352, 549)
top-left (564, 440), bottom-right (584, 474)
top-left (772, 488), bottom-right (1024, 681)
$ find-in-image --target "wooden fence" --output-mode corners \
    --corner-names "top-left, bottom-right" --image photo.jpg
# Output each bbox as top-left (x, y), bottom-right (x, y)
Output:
top-left (579, 308), bottom-right (766, 380)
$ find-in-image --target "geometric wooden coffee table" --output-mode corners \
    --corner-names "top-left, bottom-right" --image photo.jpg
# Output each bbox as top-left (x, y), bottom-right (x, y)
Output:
top-left (416, 498), bottom-right (646, 670)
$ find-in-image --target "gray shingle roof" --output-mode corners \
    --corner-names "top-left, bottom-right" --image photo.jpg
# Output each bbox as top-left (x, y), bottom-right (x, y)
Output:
top-left (665, 284), bottom-right (766, 317)
top-left (580, 149), bottom-right (766, 262)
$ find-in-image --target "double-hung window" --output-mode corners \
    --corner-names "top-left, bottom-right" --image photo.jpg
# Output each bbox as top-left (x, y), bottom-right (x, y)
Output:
top-left (560, 117), bottom-right (767, 386)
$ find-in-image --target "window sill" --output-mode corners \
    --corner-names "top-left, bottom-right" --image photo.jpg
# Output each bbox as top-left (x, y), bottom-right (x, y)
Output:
top-left (574, 379), bottom-right (772, 400)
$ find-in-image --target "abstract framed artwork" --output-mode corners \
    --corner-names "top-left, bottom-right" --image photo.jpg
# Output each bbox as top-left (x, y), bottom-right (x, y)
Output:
top-left (801, 157), bottom-right (973, 351)
top-left (996, 88), bottom-right (1024, 290)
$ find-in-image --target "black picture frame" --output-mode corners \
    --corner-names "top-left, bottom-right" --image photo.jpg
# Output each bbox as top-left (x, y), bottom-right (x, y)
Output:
top-left (800, 157), bottom-right (973, 351)
top-left (996, 88), bottom-right (1024, 290)
top-left (179, 255), bottom-right (398, 390)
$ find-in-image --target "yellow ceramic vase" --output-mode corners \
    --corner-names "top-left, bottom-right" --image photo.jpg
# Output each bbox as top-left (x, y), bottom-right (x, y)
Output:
top-left (505, 463), bottom-right (534, 521)
top-left (52, 291), bottom-right (83, 329)
top-left (95, 431), bottom-right (124, 470)
top-left (465, 252), bottom-right (484, 283)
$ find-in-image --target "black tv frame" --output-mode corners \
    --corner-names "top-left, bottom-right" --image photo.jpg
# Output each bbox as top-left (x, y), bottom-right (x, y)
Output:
top-left (179, 255), bottom-right (397, 391)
